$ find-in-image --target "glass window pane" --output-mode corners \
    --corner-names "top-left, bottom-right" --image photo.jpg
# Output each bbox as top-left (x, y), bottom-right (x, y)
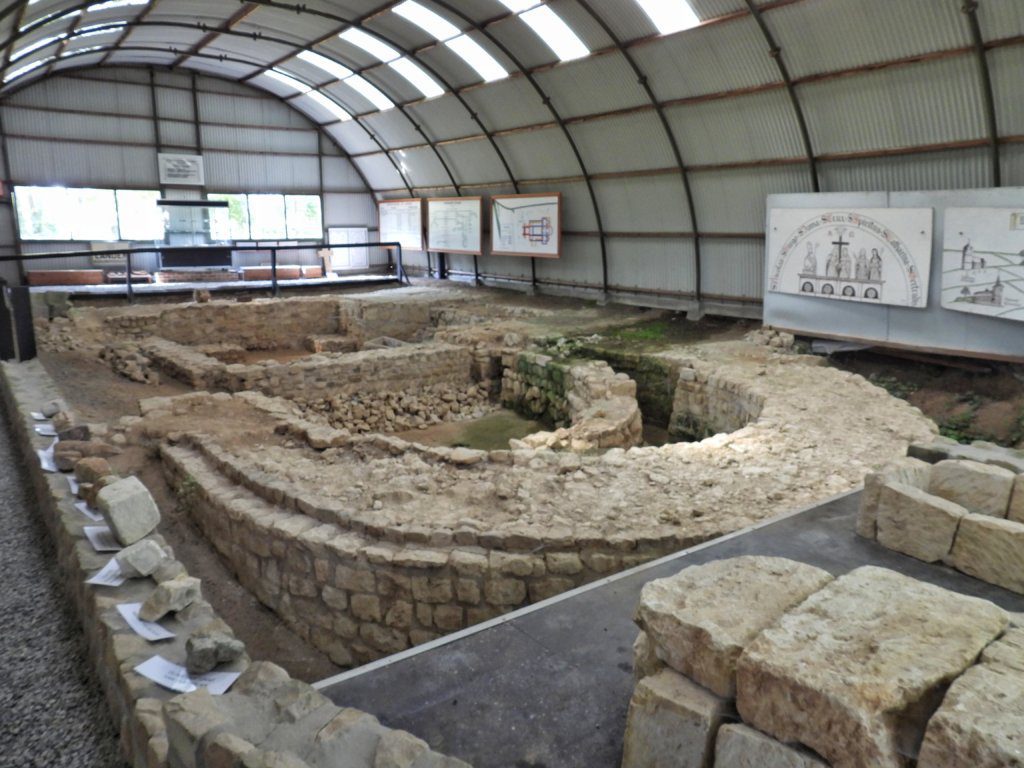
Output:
top-left (69, 188), bottom-right (119, 241)
top-left (116, 189), bottom-right (164, 241)
top-left (248, 194), bottom-right (287, 240)
top-left (14, 186), bottom-right (71, 240)
top-left (285, 195), bottom-right (323, 239)
top-left (209, 193), bottom-right (251, 241)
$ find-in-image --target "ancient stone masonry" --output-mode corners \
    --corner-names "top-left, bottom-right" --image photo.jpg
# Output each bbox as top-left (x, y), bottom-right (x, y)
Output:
top-left (0, 359), bottom-right (470, 768)
top-left (624, 557), bottom-right (1020, 768)
top-left (858, 437), bottom-right (1024, 594)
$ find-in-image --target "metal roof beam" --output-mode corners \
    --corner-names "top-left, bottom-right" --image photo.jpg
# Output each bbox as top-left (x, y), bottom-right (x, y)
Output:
top-left (169, 3), bottom-right (258, 70)
top-left (962, 0), bottom-right (1000, 186)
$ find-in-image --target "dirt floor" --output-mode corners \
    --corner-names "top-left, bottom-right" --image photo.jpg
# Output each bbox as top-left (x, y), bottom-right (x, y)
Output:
top-left (828, 350), bottom-right (1024, 448)
top-left (392, 409), bottom-right (546, 451)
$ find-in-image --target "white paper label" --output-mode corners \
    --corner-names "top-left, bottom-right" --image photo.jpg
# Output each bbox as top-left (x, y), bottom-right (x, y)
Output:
top-left (117, 603), bottom-right (175, 642)
top-left (75, 501), bottom-right (104, 522)
top-left (86, 558), bottom-right (127, 587)
top-left (84, 526), bottom-right (122, 553)
top-left (35, 424), bottom-right (57, 437)
top-left (67, 476), bottom-right (80, 495)
top-left (31, 411), bottom-right (46, 421)
top-left (134, 655), bottom-right (240, 695)
top-left (36, 448), bottom-right (57, 473)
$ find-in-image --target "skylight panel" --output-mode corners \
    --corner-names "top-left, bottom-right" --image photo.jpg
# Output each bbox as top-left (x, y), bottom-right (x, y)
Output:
top-left (445, 35), bottom-right (508, 82)
top-left (87, 0), bottom-right (148, 11)
top-left (11, 33), bottom-right (66, 62)
top-left (305, 91), bottom-right (352, 122)
top-left (4, 57), bottom-right (53, 83)
top-left (343, 75), bottom-right (395, 111)
top-left (339, 28), bottom-right (399, 63)
top-left (296, 50), bottom-right (353, 82)
top-left (21, 9), bottom-right (80, 32)
top-left (497, 0), bottom-right (539, 12)
top-left (264, 69), bottom-right (311, 94)
top-left (388, 58), bottom-right (444, 99)
top-left (393, 1), bottom-right (460, 41)
top-left (75, 22), bottom-right (127, 38)
top-left (519, 5), bottom-right (589, 61)
top-left (633, 0), bottom-right (701, 35)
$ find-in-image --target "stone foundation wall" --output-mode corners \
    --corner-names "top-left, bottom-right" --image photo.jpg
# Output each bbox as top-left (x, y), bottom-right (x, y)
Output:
top-left (669, 364), bottom-right (765, 440)
top-left (0, 359), bottom-right (468, 768)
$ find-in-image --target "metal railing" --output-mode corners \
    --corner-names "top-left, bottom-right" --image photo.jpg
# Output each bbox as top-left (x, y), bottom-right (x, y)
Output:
top-left (0, 240), bottom-right (408, 303)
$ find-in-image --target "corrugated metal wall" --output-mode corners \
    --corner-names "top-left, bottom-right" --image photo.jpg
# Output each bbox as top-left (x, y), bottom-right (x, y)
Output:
top-left (0, 67), bottom-right (378, 277)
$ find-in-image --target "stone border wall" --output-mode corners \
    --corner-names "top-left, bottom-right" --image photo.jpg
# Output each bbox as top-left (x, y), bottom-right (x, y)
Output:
top-left (0, 360), bottom-right (469, 768)
top-left (669, 364), bottom-right (765, 440)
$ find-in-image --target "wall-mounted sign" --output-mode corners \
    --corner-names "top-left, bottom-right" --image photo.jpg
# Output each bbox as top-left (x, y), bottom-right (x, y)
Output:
top-left (767, 208), bottom-right (933, 308)
top-left (942, 208), bottom-right (1024, 323)
top-left (427, 197), bottom-right (482, 255)
top-left (158, 153), bottom-right (205, 186)
top-left (379, 198), bottom-right (424, 251)
top-left (490, 193), bottom-right (561, 258)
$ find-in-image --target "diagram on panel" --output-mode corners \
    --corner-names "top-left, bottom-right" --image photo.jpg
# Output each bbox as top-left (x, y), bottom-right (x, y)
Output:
top-left (942, 208), bottom-right (1024, 323)
top-left (490, 194), bottom-right (561, 258)
top-left (427, 198), bottom-right (483, 255)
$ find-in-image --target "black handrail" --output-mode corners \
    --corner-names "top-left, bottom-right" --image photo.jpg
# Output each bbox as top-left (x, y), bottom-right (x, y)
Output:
top-left (0, 241), bottom-right (408, 303)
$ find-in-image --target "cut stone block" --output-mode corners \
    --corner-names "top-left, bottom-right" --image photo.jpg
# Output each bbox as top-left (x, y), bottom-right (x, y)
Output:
top-left (714, 724), bottom-right (829, 768)
top-left (139, 575), bottom-right (201, 622)
top-left (114, 539), bottom-right (168, 578)
top-left (635, 556), bottom-right (833, 698)
top-left (74, 456), bottom-right (113, 484)
top-left (875, 482), bottom-right (967, 562)
top-left (97, 476), bottom-right (161, 546)
top-left (857, 457), bottom-right (932, 539)
top-left (908, 440), bottom-right (1024, 474)
top-left (928, 459), bottom-right (1015, 518)
top-left (736, 566), bottom-right (1008, 768)
top-left (948, 514), bottom-right (1024, 595)
top-left (917, 663), bottom-right (1024, 768)
top-left (632, 631), bottom-right (664, 683)
top-left (1008, 475), bottom-right (1024, 525)
top-left (980, 627), bottom-right (1024, 673)
top-left (621, 669), bottom-right (729, 768)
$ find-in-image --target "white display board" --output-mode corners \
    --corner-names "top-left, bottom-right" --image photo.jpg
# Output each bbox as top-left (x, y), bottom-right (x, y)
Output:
top-left (490, 194), bottom-right (561, 258)
top-left (767, 208), bottom-right (933, 308)
top-left (942, 207), bottom-right (1024, 323)
top-left (427, 197), bottom-right (483, 255)
top-left (158, 153), bottom-right (205, 186)
top-left (379, 199), bottom-right (424, 251)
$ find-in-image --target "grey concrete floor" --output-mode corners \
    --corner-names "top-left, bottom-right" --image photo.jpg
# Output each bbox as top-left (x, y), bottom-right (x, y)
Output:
top-left (0, 403), bottom-right (125, 767)
top-left (320, 491), bottom-right (1024, 768)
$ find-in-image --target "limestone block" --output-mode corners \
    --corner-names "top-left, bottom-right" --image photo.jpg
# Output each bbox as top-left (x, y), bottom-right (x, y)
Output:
top-left (714, 724), bottom-right (829, 768)
top-left (736, 566), bottom-right (1009, 768)
top-left (632, 631), bottom-right (664, 682)
top-left (203, 732), bottom-right (257, 768)
top-left (75, 456), bottom-right (113, 484)
top-left (981, 627), bottom-right (1024, 673)
top-left (98, 476), bottom-right (161, 546)
top-left (875, 482), bottom-right (966, 563)
top-left (621, 669), bottom-right (729, 768)
top-left (908, 439), bottom-right (1024, 474)
top-left (856, 457), bottom-right (932, 539)
top-left (115, 539), bottom-right (169, 578)
top-left (241, 750), bottom-right (310, 768)
top-left (163, 688), bottom-right (230, 768)
top-left (917, 663), bottom-right (1024, 768)
top-left (186, 621), bottom-right (245, 674)
top-left (1009, 474), bottom-right (1024, 525)
top-left (139, 575), bottom-right (202, 622)
top-left (928, 459), bottom-right (1015, 518)
top-left (635, 556), bottom-right (833, 698)
top-left (948, 514), bottom-right (1024, 594)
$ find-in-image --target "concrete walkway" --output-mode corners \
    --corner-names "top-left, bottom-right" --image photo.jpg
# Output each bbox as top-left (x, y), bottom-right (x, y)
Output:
top-left (0, 403), bottom-right (124, 767)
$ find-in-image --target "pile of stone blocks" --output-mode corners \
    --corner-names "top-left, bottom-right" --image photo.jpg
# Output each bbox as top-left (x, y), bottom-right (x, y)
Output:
top-left (857, 438), bottom-right (1024, 594)
top-left (623, 556), bottom-right (1022, 768)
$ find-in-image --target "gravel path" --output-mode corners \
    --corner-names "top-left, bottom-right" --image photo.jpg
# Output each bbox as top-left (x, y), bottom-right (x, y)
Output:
top-left (0, 404), bottom-right (125, 767)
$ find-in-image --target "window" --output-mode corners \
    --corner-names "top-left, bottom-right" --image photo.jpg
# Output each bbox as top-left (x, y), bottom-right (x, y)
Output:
top-left (14, 185), bottom-right (127, 241)
top-left (208, 193), bottom-right (322, 241)
top-left (115, 189), bottom-right (163, 240)
top-left (633, 0), bottom-right (701, 34)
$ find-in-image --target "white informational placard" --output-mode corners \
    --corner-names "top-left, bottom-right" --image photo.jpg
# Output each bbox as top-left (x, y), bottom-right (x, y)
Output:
top-left (378, 199), bottom-right (424, 252)
top-left (34, 423), bottom-right (57, 437)
top-left (117, 603), bottom-right (176, 642)
top-left (134, 655), bottom-right (240, 695)
top-left (85, 559), bottom-right (126, 587)
top-left (942, 208), bottom-right (1024, 323)
top-left (326, 227), bottom-right (369, 271)
top-left (767, 208), bottom-right (933, 308)
top-left (158, 153), bottom-right (205, 186)
top-left (427, 197), bottom-right (483, 255)
top-left (75, 501), bottom-right (104, 522)
top-left (490, 194), bottom-right (561, 258)
top-left (84, 526), bottom-right (122, 553)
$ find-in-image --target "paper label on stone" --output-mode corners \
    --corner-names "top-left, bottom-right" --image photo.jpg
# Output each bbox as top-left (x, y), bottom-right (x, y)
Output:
top-left (116, 603), bottom-right (175, 642)
top-left (84, 525), bottom-right (122, 553)
top-left (34, 424), bottom-right (57, 437)
top-left (134, 655), bottom-right (239, 695)
top-left (67, 475), bottom-right (80, 495)
top-left (31, 411), bottom-right (46, 421)
top-left (75, 500), bottom-right (104, 522)
top-left (36, 440), bottom-right (57, 473)
top-left (85, 558), bottom-right (127, 587)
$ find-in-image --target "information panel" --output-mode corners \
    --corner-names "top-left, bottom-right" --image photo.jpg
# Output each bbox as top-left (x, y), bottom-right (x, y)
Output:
top-left (942, 207), bottom-right (1024, 323)
top-left (158, 153), bottom-right (205, 186)
top-left (490, 194), bottom-right (561, 258)
top-left (379, 198), bottom-right (424, 251)
top-left (427, 197), bottom-right (483, 255)
top-left (767, 208), bottom-right (933, 308)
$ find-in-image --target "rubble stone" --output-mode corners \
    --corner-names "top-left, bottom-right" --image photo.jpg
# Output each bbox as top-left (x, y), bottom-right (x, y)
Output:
top-left (714, 724), bottom-right (829, 768)
top-left (139, 575), bottom-right (202, 622)
top-left (736, 566), bottom-right (1008, 768)
top-left (114, 539), bottom-right (168, 578)
top-left (97, 476), bottom-right (161, 546)
top-left (1009, 474), bottom-right (1024, 525)
top-left (636, 556), bottom-right (833, 697)
top-left (875, 482), bottom-right (966, 562)
top-left (186, 621), bottom-right (246, 674)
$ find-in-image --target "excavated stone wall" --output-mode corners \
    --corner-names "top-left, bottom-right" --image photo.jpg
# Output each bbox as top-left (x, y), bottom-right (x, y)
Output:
top-left (669, 364), bottom-right (765, 440)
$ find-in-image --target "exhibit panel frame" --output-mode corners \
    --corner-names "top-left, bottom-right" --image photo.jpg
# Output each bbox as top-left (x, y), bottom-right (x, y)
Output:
top-left (379, 199), bottom-right (424, 253)
top-left (763, 189), bottom-right (1024, 362)
top-left (490, 193), bottom-right (562, 259)
top-left (426, 197), bottom-right (483, 256)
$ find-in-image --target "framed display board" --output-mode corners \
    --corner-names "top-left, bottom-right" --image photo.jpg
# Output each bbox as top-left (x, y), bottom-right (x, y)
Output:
top-left (942, 207), bottom-right (1024, 323)
top-left (158, 153), bottom-right (205, 186)
top-left (427, 197), bottom-right (483, 255)
top-left (767, 208), bottom-right (933, 308)
top-left (378, 198), bottom-right (424, 252)
top-left (490, 193), bottom-right (561, 258)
